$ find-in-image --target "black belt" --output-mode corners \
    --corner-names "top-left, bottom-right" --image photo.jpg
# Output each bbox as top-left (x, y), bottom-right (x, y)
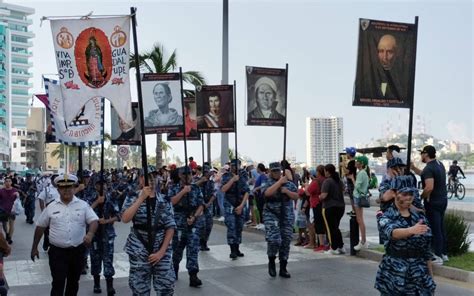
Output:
top-left (386, 248), bottom-right (424, 259)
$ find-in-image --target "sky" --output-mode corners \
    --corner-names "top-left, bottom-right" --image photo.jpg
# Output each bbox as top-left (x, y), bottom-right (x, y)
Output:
top-left (11, 0), bottom-right (474, 165)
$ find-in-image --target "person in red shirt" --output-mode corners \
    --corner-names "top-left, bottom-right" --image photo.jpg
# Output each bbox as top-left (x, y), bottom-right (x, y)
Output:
top-left (189, 157), bottom-right (198, 171)
top-left (0, 177), bottom-right (20, 244)
top-left (305, 166), bottom-right (328, 251)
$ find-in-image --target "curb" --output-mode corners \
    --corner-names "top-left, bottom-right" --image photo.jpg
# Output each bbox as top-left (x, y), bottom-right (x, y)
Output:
top-left (356, 249), bottom-right (474, 284)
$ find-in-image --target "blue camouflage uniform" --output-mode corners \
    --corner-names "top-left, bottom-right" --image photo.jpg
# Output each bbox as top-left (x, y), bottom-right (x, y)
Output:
top-left (261, 177), bottom-right (297, 261)
top-left (88, 189), bottom-right (120, 279)
top-left (221, 169), bottom-right (250, 246)
top-left (168, 182), bottom-right (204, 274)
top-left (20, 178), bottom-right (36, 223)
top-left (199, 178), bottom-right (215, 245)
top-left (375, 200), bottom-right (436, 295)
top-left (121, 189), bottom-right (176, 296)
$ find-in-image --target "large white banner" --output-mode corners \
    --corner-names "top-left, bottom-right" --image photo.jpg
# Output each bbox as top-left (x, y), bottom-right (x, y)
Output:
top-left (45, 78), bottom-right (104, 146)
top-left (50, 16), bottom-right (132, 126)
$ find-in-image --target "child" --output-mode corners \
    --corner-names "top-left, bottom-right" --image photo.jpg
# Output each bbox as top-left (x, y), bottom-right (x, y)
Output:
top-left (294, 188), bottom-right (307, 246)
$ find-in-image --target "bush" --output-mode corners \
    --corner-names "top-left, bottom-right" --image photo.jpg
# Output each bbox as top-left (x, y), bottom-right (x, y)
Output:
top-left (445, 212), bottom-right (471, 256)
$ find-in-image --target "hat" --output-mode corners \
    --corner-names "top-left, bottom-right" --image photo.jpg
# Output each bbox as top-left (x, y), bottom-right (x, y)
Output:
top-left (387, 157), bottom-right (406, 168)
top-left (355, 155), bottom-right (369, 166)
top-left (54, 174), bottom-right (78, 187)
top-left (254, 76), bottom-right (278, 94)
top-left (345, 147), bottom-right (357, 157)
top-left (178, 166), bottom-right (191, 175)
top-left (230, 159), bottom-right (241, 167)
top-left (203, 164), bottom-right (211, 173)
top-left (82, 170), bottom-right (92, 178)
top-left (387, 145), bottom-right (401, 153)
top-left (397, 187), bottom-right (417, 195)
top-left (269, 162), bottom-right (282, 171)
top-left (418, 145), bottom-right (436, 158)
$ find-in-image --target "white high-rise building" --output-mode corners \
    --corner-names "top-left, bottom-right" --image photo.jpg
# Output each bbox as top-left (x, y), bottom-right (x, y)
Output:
top-left (0, 1), bottom-right (34, 168)
top-left (306, 117), bottom-right (343, 168)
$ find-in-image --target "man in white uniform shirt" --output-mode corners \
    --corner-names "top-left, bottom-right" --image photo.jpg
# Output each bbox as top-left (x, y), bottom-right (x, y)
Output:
top-left (31, 174), bottom-right (98, 296)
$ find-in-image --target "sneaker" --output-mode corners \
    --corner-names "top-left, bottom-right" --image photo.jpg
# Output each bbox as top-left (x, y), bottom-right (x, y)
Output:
top-left (324, 249), bottom-right (342, 255)
top-left (314, 245), bottom-right (326, 252)
top-left (353, 241), bottom-right (369, 251)
top-left (432, 255), bottom-right (444, 265)
top-left (441, 254), bottom-right (449, 262)
top-left (337, 247), bottom-right (346, 254)
top-left (217, 216), bottom-right (225, 222)
top-left (256, 224), bottom-right (265, 230)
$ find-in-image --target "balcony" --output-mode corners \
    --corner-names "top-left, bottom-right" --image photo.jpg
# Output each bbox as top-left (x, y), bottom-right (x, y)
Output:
top-left (0, 95), bottom-right (5, 104)
top-left (11, 61), bottom-right (33, 68)
top-left (0, 69), bottom-right (5, 77)
top-left (11, 71), bottom-right (32, 78)
top-left (11, 40), bottom-right (33, 47)
top-left (11, 81), bottom-right (33, 88)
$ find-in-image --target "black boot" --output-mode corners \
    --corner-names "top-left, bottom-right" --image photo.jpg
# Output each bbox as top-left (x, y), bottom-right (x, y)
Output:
top-left (189, 272), bottom-right (202, 287)
top-left (268, 256), bottom-right (276, 277)
top-left (106, 277), bottom-right (116, 295)
top-left (279, 260), bottom-right (291, 278)
top-left (200, 240), bottom-right (210, 251)
top-left (82, 258), bottom-right (88, 275)
top-left (229, 244), bottom-right (237, 260)
top-left (235, 244), bottom-right (244, 257)
top-left (93, 275), bottom-right (102, 293)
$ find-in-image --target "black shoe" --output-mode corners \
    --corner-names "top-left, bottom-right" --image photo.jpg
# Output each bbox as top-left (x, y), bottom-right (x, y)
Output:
top-left (174, 263), bottom-right (179, 280)
top-left (200, 240), bottom-right (210, 251)
top-left (235, 244), bottom-right (244, 257)
top-left (93, 275), bottom-right (101, 293)
top-left (268, 256), bottom-right (276, 277)
top-left (81, 268), bottom-right (87, 275)
top-left (6, 236), bottom-right (12, 245)
top-left (189, 272), bottom-right (202, 287)
top-left (106, 277), bottom-right (116, 295)
top-left (279, 260), bottom-right (291, 278)
top-left (229, 244), bottom-right (238, 260)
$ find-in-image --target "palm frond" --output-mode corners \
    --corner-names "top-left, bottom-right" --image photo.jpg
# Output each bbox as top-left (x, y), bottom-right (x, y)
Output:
top-left (183, 71), bottom-right (206, 87)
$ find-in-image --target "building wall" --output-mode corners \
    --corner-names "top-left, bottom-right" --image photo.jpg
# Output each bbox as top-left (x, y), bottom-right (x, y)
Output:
top-left (0, 1), bottom-right (34, 169)
top-left (306, 117), bottom-right (344, 169)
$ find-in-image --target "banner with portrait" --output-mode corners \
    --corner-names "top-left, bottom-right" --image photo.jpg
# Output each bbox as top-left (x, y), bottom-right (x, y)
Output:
top-left (353, 19), bottom-right (417, 108)
top-left (43, 78), bottom-right (104, 146)
top-left (196, 85), bottom-right (235, 133)
top-left (246, 66), bottom-right (287, 126)
top-left (50, 16), bottom-right (133, 126)
top-left (167, 97), bottom-right (201, 141)
top-left (141, 73), bottom-right (183, 134)
top-left (111, 102), bottom-right (141, 146)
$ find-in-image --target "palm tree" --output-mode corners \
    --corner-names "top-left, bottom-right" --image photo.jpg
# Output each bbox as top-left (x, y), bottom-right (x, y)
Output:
top-left (161, 140), bottom-right (172, 165)
top-left (130, 43), bottom-right (206, 167)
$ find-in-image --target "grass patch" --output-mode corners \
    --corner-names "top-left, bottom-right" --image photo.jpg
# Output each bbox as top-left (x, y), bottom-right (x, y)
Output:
top-left (444, 252), bottom-right (474, 272)
top-left (373, 245), bottom-right (385, 253)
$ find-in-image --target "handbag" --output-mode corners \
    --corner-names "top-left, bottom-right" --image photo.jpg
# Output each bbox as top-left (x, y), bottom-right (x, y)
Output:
top-left (12, 199), bottom-right (24, 216)
top-left (356, 191), bottom-right (370, 208)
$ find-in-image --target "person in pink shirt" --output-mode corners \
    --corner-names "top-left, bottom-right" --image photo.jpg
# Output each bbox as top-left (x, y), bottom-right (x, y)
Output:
top-left (0, 177), bottom-right (20, 244)
top-left (305, 166), bottom-right (328, 251)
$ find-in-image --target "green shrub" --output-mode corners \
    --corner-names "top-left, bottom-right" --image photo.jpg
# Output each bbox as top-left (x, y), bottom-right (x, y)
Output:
top-left (445, 212), bottom-right (471, 256)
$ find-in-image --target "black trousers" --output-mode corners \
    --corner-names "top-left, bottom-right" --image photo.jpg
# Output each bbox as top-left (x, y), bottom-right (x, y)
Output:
top-left (322, 207), bottom-right (345, 250)
top-left (48, 244), bottom-right (86, 296)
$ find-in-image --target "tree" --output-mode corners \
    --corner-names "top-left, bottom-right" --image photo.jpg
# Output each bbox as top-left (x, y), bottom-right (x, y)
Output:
top-left (130, 43), bottom-right (206, 168)
top-left (161, 140), bottom-right (172, 165)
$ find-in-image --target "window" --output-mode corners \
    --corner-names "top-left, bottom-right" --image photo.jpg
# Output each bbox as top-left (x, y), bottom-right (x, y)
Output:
top-left (20, 153), bottom-right (25, 157)
top-left (11, 36), bottom-right (28, 43)
top-left (21, 140), bottom-right (25, 147)
top-left (13, 143), bottom-right (16, 148)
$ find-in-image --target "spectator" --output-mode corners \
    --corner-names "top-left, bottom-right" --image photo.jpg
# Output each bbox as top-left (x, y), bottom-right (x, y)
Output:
top-left (306, 166), bottom-right (328, 251)
top-left (353, 155), bottom-right (370, 251)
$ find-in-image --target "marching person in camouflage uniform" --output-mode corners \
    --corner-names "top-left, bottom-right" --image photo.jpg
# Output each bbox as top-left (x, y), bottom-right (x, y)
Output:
top-left (169, 166), bottom-right (205, 287)
top-left (19, 173), bottom-right (36, 224)
top-left (220, 159), bottom-right (250, 260)
top-left (121, 172), bottom-right (176, 296)
top-left (375, 187), bottom-right (436, 295)
top-left (195, 164), bottom-right (216, 251)
top-left (261, 162), bottom-right (299, 278)
top-left (88, 179), bottom-right (120, 295)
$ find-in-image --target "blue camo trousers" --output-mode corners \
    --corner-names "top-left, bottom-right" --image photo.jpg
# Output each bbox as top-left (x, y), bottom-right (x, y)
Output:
top-left (24, 196), bottom-right (35, 221)
top-left (128, 249), bottom-right (175, 296)
top-left (200, 207), bottom-right (214, 242)
top-left (172, 214), bottom-right (201, 273)
top-left (90, 233), bottom-right (115, 278)
top-left (224, 200), bottom-right (244, 245)
top-left (263, 208), bottom-right (293, 261)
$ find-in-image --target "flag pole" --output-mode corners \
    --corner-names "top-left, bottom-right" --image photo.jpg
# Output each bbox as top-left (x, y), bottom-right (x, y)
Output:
top-left (179, 67), bottom-right (189, 181)
top-left (406, 16), bottom-right (419, 169)
top-left (282, 63), bottom-right (289, 161)
top-left (233, 80), bottom-right (238, 170)
top-left (131, 7), bottom-right (153, 253)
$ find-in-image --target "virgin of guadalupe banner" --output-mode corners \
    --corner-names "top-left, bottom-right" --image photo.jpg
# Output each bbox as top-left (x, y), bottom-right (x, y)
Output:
top-left (111, 102), bottom-right (141, 146)
top-left (141, 73), bottom-right (183, 134)
top-left (246, 66), bottom-right (287, 127)
top-left (44, 78), bottom-right (104, 146)
top-left (196, 85), bottom-right (235, 133)
top-left (353, 18), bottom-right (417, 108)
top-left (167, 97), bottom-right (200, 141)
top-left (50, 16), bottom-right (132, 126)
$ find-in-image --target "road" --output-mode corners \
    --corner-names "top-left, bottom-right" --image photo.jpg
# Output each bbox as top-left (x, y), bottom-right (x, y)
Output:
top-left (3, 206), bottom-right (474, 295)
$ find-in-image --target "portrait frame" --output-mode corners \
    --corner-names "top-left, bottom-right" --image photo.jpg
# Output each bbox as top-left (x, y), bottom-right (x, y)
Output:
top-left (195, 85), bottom-right (235, 133)
top-left (167, 97), bottom-right (201, 141)
top-left (111, 102), bottom-right (141, 146)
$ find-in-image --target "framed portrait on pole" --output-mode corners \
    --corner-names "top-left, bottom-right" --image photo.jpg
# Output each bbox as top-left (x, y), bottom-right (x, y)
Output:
top-left (167, 97), bottom-right (201, 141)
top-left (111, 102), bottom-right (141, 145)
top-left (196, 85), bottom-right (235, 133)
top-left (353, 18), bottom-right (417, 108)
top-left (141, 73), bottom-right (183, 134)
top-left (246, 66), bottom-right (287, 126)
